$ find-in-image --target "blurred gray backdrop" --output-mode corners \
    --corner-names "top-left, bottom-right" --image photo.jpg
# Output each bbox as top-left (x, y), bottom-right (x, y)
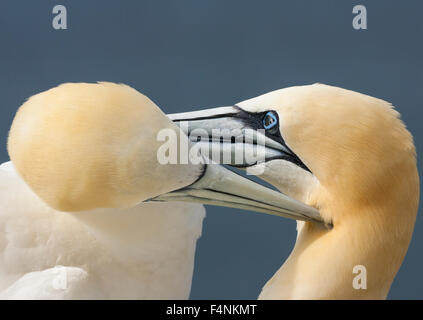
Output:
top-left (0, 0), bottom-right (421, 299)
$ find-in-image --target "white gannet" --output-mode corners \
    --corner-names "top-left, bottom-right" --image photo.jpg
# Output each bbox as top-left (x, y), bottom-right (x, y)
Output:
top-left (2, 82), bottom-right (320, 299)
top-left (168, 83), bottom-right (420, 299)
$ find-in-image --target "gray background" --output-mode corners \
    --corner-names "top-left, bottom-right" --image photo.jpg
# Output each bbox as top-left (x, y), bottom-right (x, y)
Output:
top-left (0, 0), bottom-right (422, 299)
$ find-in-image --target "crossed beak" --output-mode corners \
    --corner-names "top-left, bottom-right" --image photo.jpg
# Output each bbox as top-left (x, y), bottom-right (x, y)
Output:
top-left (160, 106), bottom-right (324, 225)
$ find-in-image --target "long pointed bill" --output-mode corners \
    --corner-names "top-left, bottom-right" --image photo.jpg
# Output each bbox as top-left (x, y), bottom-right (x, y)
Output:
top-left (168, 106), bottom-right (308, 170)
top-left (166, 106), bottom-right (323, 225)
top-left (150, 163), bottom-right (322, 223)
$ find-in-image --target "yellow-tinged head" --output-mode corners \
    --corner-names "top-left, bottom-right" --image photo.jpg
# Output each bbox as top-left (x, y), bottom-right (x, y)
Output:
top-left (237, 84), bottom-right (419, 227)
top-left (8, 82), bottom-right (201, 211)
top-left (169, 83), bottom-right (419, 298)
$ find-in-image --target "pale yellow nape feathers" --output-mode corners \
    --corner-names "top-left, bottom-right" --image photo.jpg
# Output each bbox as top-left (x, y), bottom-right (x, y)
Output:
top-left (8, 82), bottom-right (200, 212)
top-left (238, 84), bottom-right (419, 299)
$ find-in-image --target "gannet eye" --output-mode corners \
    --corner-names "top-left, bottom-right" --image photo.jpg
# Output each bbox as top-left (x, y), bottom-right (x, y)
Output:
top-left (263, 111), bottom-right (278, 133)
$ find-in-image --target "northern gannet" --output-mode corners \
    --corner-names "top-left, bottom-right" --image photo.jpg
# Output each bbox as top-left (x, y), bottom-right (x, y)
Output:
top-left (2, 82), bottom-right (319, 299)
top-left (169, 83), bottom-right (419, 299)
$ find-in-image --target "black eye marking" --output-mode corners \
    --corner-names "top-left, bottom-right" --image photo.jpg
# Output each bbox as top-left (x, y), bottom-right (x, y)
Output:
top-left (263, 111), bottom-right (277, 129)
top-left (262, 111), bottom-right (279, 134)
top-left (233, 105), bottom-right (311, 173)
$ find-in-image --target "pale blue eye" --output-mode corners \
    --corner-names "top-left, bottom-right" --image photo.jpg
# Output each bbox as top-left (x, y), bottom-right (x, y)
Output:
top-left (263, 111), bottom-right (278, 130)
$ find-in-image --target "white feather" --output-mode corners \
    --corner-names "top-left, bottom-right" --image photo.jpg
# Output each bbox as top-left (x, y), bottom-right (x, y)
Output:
top-left (0, 161), bottom-right (205, 299)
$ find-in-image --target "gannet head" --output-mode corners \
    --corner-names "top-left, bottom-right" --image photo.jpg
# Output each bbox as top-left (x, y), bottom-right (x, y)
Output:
top-left (237, 84), bottom-right (420, 228)
top-left (169, 83), bottom-right (419, 226)
top-left (9, 82), bottom-right (195, 211)
top-left (169, 84), bottom-right (419, 298)
top-left (7, 82), bottom-right (319, 222)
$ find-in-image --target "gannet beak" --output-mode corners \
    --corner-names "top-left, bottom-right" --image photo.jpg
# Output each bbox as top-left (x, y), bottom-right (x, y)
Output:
top-left (150, 162), bottom-right (322, 223)
top-left (167, 106), bottom-right (308, 170)
top-left (166, 107), bottom-right (323, 224)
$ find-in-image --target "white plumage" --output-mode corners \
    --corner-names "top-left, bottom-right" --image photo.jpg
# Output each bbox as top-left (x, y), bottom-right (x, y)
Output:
top-left (0, 161), bottom-right (205, 299)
